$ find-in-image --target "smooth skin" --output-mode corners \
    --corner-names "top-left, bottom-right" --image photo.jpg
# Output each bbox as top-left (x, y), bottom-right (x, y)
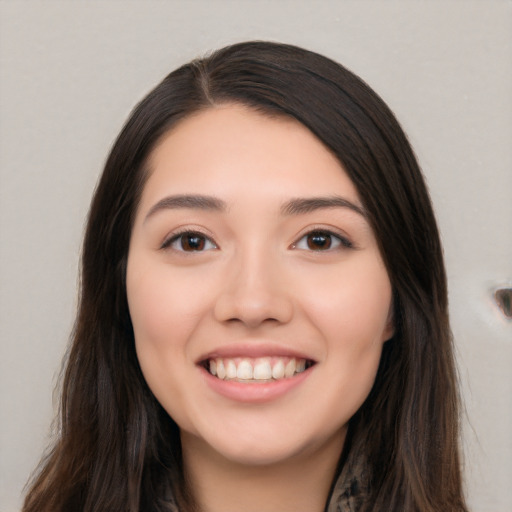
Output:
top-left (126, 104), bottom-right (393, 512)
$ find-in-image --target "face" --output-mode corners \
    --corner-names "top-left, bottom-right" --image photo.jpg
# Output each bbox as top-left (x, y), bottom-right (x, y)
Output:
top-left (126, 104), bottom-right (393, 467)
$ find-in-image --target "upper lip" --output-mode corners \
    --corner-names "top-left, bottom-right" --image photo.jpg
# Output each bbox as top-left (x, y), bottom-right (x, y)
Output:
top-left (196, 342), bottom-right (316, 364)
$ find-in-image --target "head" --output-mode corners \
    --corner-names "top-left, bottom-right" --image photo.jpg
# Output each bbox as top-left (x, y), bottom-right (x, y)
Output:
top-left (66, 41), bottom-right (459, 508)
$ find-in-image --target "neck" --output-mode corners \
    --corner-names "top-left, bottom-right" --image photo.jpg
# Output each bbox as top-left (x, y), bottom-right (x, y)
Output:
top-left (180, 429), bottom-right (346, 512)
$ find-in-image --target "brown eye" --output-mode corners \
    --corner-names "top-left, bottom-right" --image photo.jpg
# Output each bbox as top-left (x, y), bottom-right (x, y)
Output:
top-left (181, 233), bottom-right (206, 251)
top-left (163, 231), bottom-right (217, 252)
top-left (306, 231), bottom-right (332, 250)
top-left (293, 230), bottom-right (352, 251)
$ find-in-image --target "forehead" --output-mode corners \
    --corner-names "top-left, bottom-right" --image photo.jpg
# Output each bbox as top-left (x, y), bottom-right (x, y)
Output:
top-left (141, 104), bottom-right (360, 208)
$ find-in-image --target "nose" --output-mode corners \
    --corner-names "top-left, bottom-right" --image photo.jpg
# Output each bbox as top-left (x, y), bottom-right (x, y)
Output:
top-left (213, 247), bottom-right (294, 328)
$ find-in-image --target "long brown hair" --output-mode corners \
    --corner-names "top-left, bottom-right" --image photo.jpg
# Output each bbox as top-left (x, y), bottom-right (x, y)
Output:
top-left (23, 41), bottom-right (467, 512)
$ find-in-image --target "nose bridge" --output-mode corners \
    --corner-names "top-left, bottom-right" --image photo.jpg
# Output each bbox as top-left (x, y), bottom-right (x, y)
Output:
top-left (214, 240), bottom-right (293, 327)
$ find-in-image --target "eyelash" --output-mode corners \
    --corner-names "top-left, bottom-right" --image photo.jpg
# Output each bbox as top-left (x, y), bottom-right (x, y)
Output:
top-left (291, 229), bottom-right (353, 252)
top-left (161, 230), bottom-right (218, 252)
top-left (160, 228), bottom-right (353, 253)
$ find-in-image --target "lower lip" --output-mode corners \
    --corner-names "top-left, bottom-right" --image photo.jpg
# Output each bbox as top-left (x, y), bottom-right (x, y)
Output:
top-left (200, 366), bottom-right (313, 403)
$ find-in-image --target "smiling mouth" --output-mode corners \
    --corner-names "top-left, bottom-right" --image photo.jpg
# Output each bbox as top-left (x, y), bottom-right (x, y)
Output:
top-left (201, 356), bottom-right (315, 383)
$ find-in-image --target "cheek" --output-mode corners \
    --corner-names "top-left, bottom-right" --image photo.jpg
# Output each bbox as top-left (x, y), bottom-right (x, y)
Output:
top-left (125, 259), bottom-right (188, 381)
top-left (126, 260), bottom-right (210, 345)
top-left (301, 256), bottom-right (393, 345)
top-left (304, 262), bottom-right (391, 425)
top-left (128, 275), bottom-right (175, 349)
top-left (125, 259), bottom-right (207, 429)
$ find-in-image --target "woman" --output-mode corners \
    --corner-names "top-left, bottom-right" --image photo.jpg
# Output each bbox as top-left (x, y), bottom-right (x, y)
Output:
top-left (23, 41), bottom-right (468, 512)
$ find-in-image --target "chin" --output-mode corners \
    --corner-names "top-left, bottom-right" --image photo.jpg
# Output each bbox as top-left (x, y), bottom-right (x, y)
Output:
top-left (187, 421), bottom-right (345, 469)
top-left (221, 442), bottom-right (305, 467)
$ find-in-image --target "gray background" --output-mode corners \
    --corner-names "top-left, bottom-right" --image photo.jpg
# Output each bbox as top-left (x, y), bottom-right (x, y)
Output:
top-left (1, 1), bottom-right (511, 511)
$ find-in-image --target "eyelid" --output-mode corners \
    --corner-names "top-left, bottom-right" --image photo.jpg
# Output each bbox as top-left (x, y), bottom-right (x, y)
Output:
top-left (290, 226), bottom-right (354, 251)
top-left (160, 227), bottom-right (218, 251)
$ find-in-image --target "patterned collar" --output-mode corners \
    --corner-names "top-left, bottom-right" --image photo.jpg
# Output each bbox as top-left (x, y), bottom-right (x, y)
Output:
top-left (327, 449), bottom-right (367, 512)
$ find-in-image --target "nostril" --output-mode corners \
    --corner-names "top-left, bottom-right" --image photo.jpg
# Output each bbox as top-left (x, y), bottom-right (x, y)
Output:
top-left (214, 290), bottom-right (294, 327)
top-left (494, 287), bottom-right (512, 319)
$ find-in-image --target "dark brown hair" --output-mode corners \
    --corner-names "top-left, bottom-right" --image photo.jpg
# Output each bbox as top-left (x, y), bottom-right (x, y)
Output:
top-left (23, 41), bottom-right (467, 512)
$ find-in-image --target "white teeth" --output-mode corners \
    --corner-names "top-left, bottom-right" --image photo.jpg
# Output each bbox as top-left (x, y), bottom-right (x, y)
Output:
top-left (253, 359), bottom-right (272, 380)
top-left (237, 360), bottom-right (253, 379)
top-left (226, 360), bottom-right (237, 379)
top-left (216, 360), bottom-right (226, 379)
top-left (207, 356), bottom-right (311, 382)
top-left (284, 359), bottom-right (296, 377)
top-left (271, 359), bottom-right (285, 379)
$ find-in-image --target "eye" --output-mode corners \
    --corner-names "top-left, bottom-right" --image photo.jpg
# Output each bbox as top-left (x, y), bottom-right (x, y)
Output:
top-left (162, 231), bottom-right (217, 252)
top-left (293, 230), bottom-right (352, 251)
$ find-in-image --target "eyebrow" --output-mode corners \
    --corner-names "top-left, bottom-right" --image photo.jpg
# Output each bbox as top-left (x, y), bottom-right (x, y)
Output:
top-left (144, 193), bottom-right (366, 222)
top-left (281, 196), bottom-right (366, 217)
top-left (144, 194), bottom-right (227, 222)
